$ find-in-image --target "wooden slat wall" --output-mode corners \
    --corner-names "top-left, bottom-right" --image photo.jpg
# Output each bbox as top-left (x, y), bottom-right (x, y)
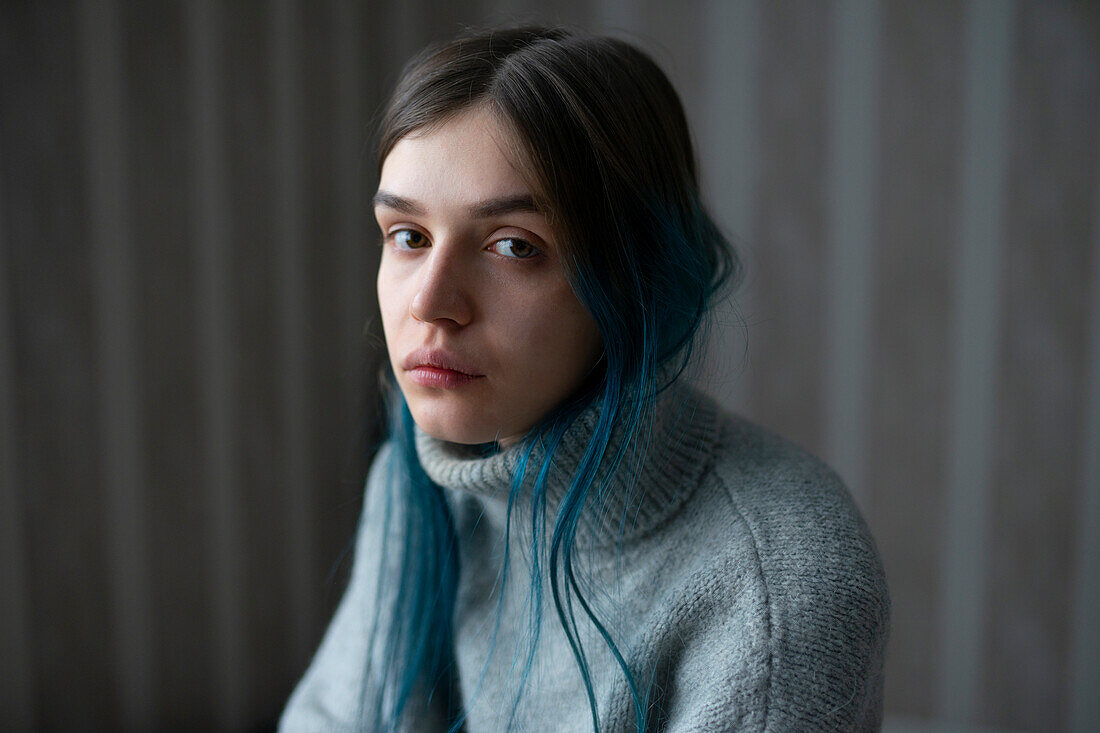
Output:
top-left (1, 1), bottom-right (1097, 730)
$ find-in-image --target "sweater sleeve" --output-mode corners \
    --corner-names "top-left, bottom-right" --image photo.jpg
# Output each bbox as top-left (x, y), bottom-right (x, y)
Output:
top-left (659, 566), bottom-right (888, 733)
top-left (278, 442), bottom-right (451, 732)
top-left (660, 463), bottom-right (889, 732)
top-left (753, 470), bottom-right (890, 732)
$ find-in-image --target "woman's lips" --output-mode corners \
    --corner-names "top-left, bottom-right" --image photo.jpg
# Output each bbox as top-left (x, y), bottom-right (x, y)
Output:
top-left (402, 348), bottom-right (485, 389)
top-left (406, 366), bottom-right (483, 389)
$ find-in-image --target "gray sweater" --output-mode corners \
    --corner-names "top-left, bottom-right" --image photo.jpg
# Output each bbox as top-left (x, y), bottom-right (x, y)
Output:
top-left (280, 382), bottom-right (890, 731)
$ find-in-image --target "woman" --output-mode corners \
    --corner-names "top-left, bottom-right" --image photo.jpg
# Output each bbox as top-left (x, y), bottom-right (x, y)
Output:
top-left (281, 25), bottom-right (889, 732)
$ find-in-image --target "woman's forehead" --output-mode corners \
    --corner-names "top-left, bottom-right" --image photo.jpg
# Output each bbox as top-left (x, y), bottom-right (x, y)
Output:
top-left (377, 109), bottom-right (543, 217)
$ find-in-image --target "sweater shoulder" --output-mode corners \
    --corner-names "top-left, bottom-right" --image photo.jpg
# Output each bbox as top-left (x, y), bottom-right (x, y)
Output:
top-left (635, 390), bottom-right (889, 631)
top-left (704, 406), bottom-right (885, 587)
top-left (644, 389), bottom-right (886, 595)
top-left (604, 397), bottom-right (890, 730)
top-left (694, 404), bottom-right (890, 728)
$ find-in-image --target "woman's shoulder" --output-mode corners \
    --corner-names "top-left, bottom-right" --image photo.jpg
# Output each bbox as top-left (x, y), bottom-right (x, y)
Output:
top-left (678, 387), bottom-right (891, 639)
top-left (662, 392), bottom-right (890, 728)
top-left (651, 384), bottom-right (889, 624)
top-left (697, 394), bottom-right (885, 579)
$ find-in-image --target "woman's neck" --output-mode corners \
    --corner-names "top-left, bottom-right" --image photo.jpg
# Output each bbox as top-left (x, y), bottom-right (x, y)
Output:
top-left (412, 378), bottom-right (722, 551)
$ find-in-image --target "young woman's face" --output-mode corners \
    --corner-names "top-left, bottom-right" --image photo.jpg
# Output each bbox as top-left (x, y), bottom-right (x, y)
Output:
top-left (375, 106), bottom-right (603, 445)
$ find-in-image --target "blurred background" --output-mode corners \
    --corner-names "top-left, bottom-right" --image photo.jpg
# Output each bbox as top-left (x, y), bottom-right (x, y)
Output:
top-left (1, 0), bottom-right (1097, 731)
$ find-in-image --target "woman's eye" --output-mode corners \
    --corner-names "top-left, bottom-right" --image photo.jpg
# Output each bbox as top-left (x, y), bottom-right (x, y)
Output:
top-left (392, 229), bottom-right (428, 250)
top-left (491, 238), bottom-right (539, 259)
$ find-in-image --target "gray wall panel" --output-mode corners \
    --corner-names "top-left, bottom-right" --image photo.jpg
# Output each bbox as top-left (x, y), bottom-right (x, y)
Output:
top-left (184, 0), bottom-right (248, 728)
top-left (78, 0), bottom-right (156, 727)
top-left (986, 3), bottom-right (1100, 730)
top-left (122, 1), bottom-right (217, 725)
top-left (0, 103), bottom-right (35, 733)
top-left (751, 0), bottom-right (830, 453)
top-left (698, 0), bottom-right (759, 414)
top-left (823, 0), bottom-right (880, 505)
top-left (869, 0), bottom-right (964, 718)
top-left (1070, 120), bottom-right (1100, 733)
top-left (221, 2), bottom-right (294, 721)
top-left (4, 5), bottom-right (119, 727)
top-left (938, 0), bottom-right (1014, 722)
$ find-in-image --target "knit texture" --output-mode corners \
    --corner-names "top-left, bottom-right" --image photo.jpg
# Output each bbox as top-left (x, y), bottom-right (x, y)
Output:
top-left (280, 381), bottom-right (890, 731)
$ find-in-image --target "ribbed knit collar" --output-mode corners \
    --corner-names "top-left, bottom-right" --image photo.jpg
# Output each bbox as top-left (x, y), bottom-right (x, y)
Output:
top-left (413, 379), bottom-right (721, 549)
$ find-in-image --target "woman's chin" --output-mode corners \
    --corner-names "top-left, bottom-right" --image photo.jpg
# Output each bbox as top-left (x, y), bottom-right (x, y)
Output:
top-left (409, 408), bottom-right (518, 446)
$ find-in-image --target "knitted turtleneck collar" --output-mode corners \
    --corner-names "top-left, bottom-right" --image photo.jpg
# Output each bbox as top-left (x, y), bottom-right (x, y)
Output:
top-left (413, 378), bottom-right (721, 548)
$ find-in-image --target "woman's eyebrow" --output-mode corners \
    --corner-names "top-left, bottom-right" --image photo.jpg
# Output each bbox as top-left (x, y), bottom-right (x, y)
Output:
top-left (373, 190), bottom-right (541, 219)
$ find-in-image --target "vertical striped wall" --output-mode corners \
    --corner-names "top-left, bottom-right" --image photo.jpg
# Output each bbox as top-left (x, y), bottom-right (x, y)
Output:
top-left (0, 1), bottom-right (1096, 731)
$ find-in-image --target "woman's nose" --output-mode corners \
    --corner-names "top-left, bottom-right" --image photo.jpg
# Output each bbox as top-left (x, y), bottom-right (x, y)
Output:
top-left (408, 246), bottom-right (473, 327)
